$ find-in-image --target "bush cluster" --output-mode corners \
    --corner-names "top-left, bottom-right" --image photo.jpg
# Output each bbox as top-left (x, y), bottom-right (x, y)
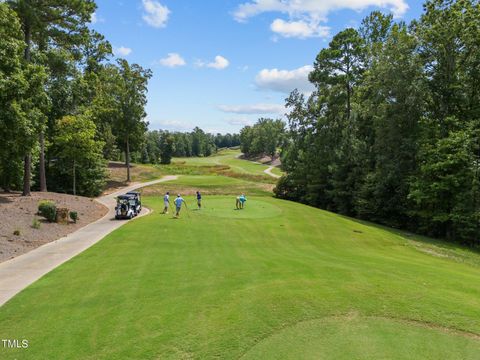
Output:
top-left (38, 201), bottom-right (57, 222)
top-left (69, 211), bottom-right (78, 223)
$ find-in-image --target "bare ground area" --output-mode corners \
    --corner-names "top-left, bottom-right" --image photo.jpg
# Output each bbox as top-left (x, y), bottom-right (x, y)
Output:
top-left (104, 162), bottom-right (164, 195)
top-left (0, 192), bottom-right (107, 263)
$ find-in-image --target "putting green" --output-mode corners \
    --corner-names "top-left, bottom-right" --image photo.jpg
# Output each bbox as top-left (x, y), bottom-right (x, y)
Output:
top-left (242, 316), bottom-right (480, 360)
top-left (192, 196), bottom-right (282, 219)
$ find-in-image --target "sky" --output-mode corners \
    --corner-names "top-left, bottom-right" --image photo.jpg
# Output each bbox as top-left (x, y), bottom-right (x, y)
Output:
top-left (91, 0), bottom-right (424, 134)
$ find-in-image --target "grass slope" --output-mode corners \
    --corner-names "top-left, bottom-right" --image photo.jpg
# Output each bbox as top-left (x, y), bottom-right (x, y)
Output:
top-left (1, 175), bottom-right (480, 358)
top-left (141, 175), bottom-right (273, 197)
top-left (173, 149), bottom-right (283, 179)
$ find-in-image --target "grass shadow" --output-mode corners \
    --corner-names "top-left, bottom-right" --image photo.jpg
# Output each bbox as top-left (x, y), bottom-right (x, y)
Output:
top-left (335, 213), bottom-right (480, 265)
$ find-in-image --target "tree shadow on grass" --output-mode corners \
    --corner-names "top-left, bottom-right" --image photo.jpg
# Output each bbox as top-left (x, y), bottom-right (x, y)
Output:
top-left (337, 213), bottom-right (480, 257)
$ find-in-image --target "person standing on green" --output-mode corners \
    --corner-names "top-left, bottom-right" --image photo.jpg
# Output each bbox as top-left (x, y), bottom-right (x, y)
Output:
top-left (162, 192), bottom-right (170, 214)
top-left (174, 194), bottom-right (186, 218)
top-left (196, 191), bottom-right (202, 210)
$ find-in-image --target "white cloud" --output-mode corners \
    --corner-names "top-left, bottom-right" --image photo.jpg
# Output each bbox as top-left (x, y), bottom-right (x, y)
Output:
top-left (90, 12), bottom-right (105, 24)
top-left (158, 53), bottom-right (186, 67)
top-left (270, 18), bottom-right (330, 39)
top-left (226, 117), bottom-right (256, 126)
top-left (114, 46), bottom-right (132, 56)
top-left (196, 55), bottom-right (230, 70)
top-left (234, 0), bottom-right (408, 20)
top-left (255, 65), bottom-right (314, 93)
top-left (234, 0), bottom-right (408, 38)
top-left (90, 12), bottom-right (98, 24)
top-left (218, 103), bottom-right (285, 115)
top-left (208, 55), bottom-right (230, 70)
top-left (142, 0), bottom-right (170, 28)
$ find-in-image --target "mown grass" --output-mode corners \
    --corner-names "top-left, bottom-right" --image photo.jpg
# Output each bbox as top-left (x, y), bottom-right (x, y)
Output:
top-left (2, 154), bottom-right (480, 359)
top-left (106, 149), bottom-right (279, 194)
top-left (172, 149), bottom-right (283, 181)
top-left (1, 190), bottom-right (480, 358)
top-left (141, 175), bottom-right (273, 197)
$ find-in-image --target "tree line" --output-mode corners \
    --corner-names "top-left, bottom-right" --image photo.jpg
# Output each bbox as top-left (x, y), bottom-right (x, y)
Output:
top-left (0, 1), bottom-right (153, 196)
top-left (139, 129), bottom-right (240, 165)
top-left (274, 0), bottom-right (480, 246)
top-left (240, 118), bottom-right (285, 159)
top-left (0, 1), bottom-right (239, 197)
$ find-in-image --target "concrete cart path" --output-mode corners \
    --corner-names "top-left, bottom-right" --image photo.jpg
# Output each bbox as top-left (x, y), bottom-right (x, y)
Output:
top-left (264, 166), bottom-right (281, 179)
top-left (0, 175), bottom-right (177, 307)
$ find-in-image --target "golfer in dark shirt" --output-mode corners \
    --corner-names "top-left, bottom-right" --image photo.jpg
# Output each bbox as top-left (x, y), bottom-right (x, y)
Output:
top-left (196, 191), bottom-right (202, 210)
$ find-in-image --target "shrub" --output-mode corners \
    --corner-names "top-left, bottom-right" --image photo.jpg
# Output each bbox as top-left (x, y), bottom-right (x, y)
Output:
top-left (13, 229), bottom-right (20, 236)
top-left (69, 211), bottom-right (78, 223)
top-left (273, 174), bottom-right (305, 201)
top-left (38, 200), bottom-right (57, 222)
top-left (32, 218), bottom-right (41, 229)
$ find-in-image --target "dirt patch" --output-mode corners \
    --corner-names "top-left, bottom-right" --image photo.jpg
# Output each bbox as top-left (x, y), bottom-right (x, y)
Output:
top-left (105, 161), bottom-right (165, 195)
top-left (0, 192), bottom-right (107, 263)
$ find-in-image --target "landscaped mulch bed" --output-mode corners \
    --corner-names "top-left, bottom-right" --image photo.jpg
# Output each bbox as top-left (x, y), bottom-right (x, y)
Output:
top-left (0, 192), bottom-right (107, 263)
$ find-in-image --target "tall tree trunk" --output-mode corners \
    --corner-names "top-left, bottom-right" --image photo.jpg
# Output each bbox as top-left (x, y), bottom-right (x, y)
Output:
top-left (22, 154), bottom-right (31, 196)
top-left (39, 132), bottom-right (47, 192)
top-left (24, 23), bottom-right (31, 61)
top-left (126, 136), bottom-right (131, 182)
top-left (73, 159), bottom-right (76, 196)
top-left (22, 23), bottom-right (32, 196)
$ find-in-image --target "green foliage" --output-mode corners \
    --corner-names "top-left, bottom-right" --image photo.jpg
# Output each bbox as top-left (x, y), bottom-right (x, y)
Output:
top-left (137, 128), bottom-right (236, 165)
top-left (273, 174), bottom-right (305, 201)
top-left (0, 3), bottom-right (237, 195)
top-left (32, 218), bottom-right (41, 229)
top-left (38, 200), bottom-right (57, 222)
top-left (13, 229), bottom-right (20, 236)
top-left (279, 1), bottom-right (480, 245)
top-left (409, 121), bottom-right (479, 243)
top-left (159, 133), bottom-right (175, 164)
top-left (240, 118), bottom-right (285, 158)
top-left (111, 59), bottom-right (152, 181)
top-left (0, 3), bottom-right (47, 192)
top-left (50, 115), bottom-right (106, 197)
top-left (69, 211), bottom-right (78, 223)
top-left (6, 0), bottom-right (96, 195)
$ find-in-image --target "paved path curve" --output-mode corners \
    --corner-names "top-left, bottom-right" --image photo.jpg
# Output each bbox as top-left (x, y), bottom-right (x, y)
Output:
top-left (264, 166), bottom-right (281, 179)
top-left (0, 176), bottom-right (177, 307)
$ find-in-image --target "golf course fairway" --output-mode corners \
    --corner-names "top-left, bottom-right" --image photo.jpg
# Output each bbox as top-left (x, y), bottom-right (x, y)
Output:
top-left (0, 174), bottom-right (479, 359)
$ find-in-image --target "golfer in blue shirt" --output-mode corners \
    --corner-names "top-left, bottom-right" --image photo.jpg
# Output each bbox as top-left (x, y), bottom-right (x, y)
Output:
top-left (174, 194), bottom-right (186, 218)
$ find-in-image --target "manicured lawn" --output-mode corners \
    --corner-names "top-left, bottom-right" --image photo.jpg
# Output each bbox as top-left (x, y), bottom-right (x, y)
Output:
top-left (0, 183), bottom-right (480, 358)
top-left (269, 165), bottom-right (283, 177)
top-left (141, 175), bottom-right (274, 197)
top-left (173, 149), bottom-right (284, 178)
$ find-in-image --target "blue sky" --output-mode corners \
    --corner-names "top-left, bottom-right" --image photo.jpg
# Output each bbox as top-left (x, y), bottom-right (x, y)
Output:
top-left (91, 0), bottom-right (424, 134)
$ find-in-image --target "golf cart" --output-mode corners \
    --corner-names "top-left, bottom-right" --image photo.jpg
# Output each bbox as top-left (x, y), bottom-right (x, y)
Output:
top-left (115, 194), bottom-right (140, 220)
top-left (126, 191), bottom-right (142, 214)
